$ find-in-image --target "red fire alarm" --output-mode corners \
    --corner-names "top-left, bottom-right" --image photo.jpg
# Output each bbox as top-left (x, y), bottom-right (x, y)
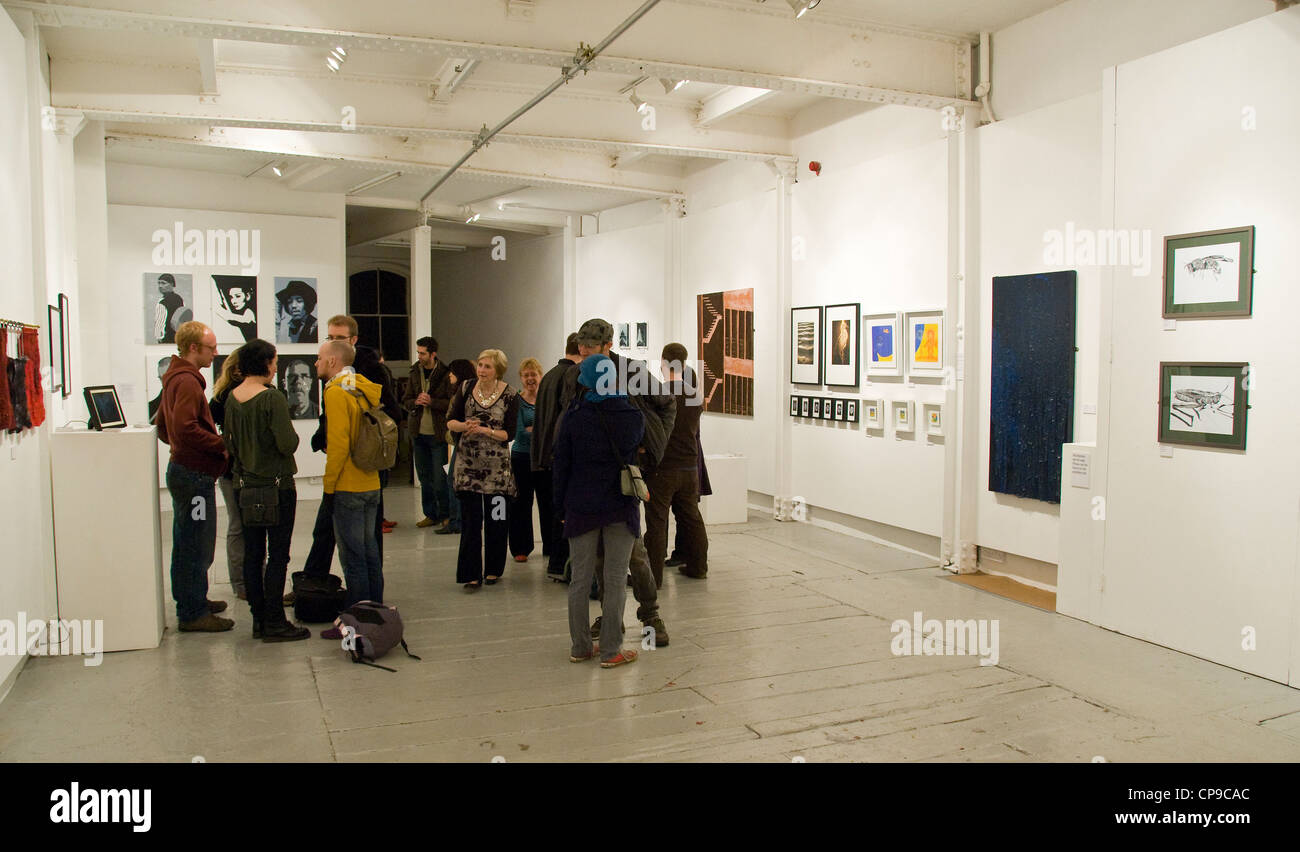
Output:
top-left (808, 160), bottom-right (822, 176)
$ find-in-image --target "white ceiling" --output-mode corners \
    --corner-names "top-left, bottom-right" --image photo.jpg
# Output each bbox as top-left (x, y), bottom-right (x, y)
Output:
top-left (23, 0), bottom-right (1067, 244)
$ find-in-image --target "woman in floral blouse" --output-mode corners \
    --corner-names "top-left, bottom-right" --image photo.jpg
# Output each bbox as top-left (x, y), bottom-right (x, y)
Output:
top-left (447, 349), bottom-right (519, 589)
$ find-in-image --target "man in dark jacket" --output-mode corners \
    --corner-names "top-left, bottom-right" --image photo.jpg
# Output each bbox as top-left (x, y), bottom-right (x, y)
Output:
top-left (301, 315), bottom-right (399, 581)
top-left (645, 343), bottom-right (709, 584)
top-left (532, 332), bottom-right (581, 575)
top-left (154, 321), bottom-right (234, 632)
top-left (562, 318), bottom-right (673, 647)
top-left (403, 336), bottom-right (454, 529)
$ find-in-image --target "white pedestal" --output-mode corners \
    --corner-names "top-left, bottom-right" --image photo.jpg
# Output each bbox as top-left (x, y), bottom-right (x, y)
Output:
top-left (52, 427), bottom-right (166, 652)
top-left (700, 453), bottom-right (748, 525)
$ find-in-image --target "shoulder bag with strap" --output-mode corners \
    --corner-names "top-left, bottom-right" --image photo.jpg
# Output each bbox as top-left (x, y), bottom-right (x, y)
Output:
top-left (235, 465), bottom-right (281, 527)
top-left (594, 405), bottom-right (649, 503)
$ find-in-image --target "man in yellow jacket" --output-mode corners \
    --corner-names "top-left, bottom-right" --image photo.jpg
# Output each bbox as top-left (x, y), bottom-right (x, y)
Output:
top-left (316, 339), bottom-right (383, 612)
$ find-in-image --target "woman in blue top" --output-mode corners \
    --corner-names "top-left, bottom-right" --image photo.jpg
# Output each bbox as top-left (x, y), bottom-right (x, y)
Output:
top-left (509, 358), bottom-right (543, 562)
top-left (553, 354), bottom-right (645, 667)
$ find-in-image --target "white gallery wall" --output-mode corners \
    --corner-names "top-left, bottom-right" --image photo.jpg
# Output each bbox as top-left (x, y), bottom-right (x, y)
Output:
top-left (105, 201), bottom-right (345, 488)
top-left (974, 92), bottom-right (1102, 566)
top-left (430, 233), bottom-right (565, 374)
top-left (0, 8), bottom-right (55, 698)
top-left (1060, 8), bottom-right (1300, 685)
top-left (576, 220), bottom-right (666, 360)
top-left (790, 104), bottom-right (949, 538)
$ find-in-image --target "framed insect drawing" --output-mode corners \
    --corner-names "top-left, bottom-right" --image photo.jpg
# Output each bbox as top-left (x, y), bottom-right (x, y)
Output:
top-left (1158, 362), bottom-right (1249, 451)
top-left (1162, 226), bottom-right (1254, 318)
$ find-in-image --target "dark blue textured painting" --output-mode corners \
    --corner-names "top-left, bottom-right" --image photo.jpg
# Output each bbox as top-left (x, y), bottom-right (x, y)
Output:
top-left (989, 271), bottom-right (1077, 504)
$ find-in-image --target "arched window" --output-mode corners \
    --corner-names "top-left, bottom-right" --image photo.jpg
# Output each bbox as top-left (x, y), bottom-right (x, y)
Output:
top-left (348, 269), bottom-right (409, 361)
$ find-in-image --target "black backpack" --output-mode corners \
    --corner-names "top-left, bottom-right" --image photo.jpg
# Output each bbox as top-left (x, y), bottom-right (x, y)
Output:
top-left (337, 601), bottom-right (421, 672)
top-left (291, 571), bottom-right (346, 623)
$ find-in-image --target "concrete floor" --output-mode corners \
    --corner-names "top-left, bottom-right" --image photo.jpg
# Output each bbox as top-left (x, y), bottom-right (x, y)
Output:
top-left (3, 484), bottom-right (1300, 763)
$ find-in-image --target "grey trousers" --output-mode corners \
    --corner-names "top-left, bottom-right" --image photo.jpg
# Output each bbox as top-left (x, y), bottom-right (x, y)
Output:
top-left (217, 476), bottom-right (246, 595)
top-left (569, 524), bottom-right (634, 662)
top-left (596, 533), bottom-right (659, 623)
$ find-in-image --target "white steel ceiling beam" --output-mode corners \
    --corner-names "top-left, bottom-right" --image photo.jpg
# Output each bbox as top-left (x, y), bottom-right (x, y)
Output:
top-left (195, 37), bottom-right (217, 96)
top-left (52, 59), bottom-right (797, 164)
top-left (102, 129), bottom-right (686, 201)
top-left (696, 85), bottom-right (777, 126)
top-left (8, 0), bottom-right (976, 107)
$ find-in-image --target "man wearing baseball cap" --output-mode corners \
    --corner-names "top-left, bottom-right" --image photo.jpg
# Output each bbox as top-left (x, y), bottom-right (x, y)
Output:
top-left (557, 317), bottom-right (674, 648)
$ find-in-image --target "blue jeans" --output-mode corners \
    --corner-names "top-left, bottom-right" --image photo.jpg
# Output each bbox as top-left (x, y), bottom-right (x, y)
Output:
top-left (411, 434), bottom-right (449, 522)
top-left (333, 489), bottom-right (382, 607)
top-left (166, 461), bottom-right (217, 623)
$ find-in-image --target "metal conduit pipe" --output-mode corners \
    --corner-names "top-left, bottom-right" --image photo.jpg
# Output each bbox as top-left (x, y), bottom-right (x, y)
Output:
top-left (417, 0), bottom-right (665, 211)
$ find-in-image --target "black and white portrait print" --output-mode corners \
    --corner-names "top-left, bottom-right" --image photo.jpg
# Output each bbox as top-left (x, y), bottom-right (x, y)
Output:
top-left (212, 275), bottom-right (258, 344)
top-left (275, 277), bottom-right (319, 344)
top-left (277, 354), bottom-right (319, 419)
top-left (144, 272), bottom-right (193, 344)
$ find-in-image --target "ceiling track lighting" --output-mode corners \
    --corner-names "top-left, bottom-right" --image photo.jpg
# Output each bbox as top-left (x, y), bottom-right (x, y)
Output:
top-left (659, 77), bottom-right (688, 94)
top-left (346, 171), bottom-right (402, 195)
top-left (783, 0), bottom-right (820, 18)
top-left (628, 91), bottom-right (649, 114)
top-left (465, 211), bottom-right (481, 224)
top-left (270, 162), bottom-right (284, 177)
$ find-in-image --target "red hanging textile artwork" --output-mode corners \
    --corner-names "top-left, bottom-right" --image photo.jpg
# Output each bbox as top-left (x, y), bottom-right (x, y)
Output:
top-left (0, 328), bottom-right (12, 431)
top-left (21, 327), bottom-right (45, 427)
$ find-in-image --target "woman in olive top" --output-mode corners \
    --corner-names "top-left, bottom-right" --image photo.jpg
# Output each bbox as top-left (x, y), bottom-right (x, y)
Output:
top-left (508, 357), bottom-right (542, 562)
top-left (223, 339), bottom-right (310, 641)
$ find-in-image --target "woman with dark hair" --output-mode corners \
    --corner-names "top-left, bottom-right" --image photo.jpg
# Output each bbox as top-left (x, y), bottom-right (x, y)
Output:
top-left (437, 358), bottom-right (478, 537)
top-left (210, 347), bottom-right (249, 600)
top-left (223, 338), bottom-right (309, 641)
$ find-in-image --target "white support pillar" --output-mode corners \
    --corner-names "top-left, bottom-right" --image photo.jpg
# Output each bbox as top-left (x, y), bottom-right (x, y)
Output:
top-left (409, 224), bottom-right (431, 359)
top-left (773, 161), bottom-right (795, 519)
top-left (563, 215), bottom-right (578, 332)
top-left (949, 106), bottom-right (983, 573)
top-left (663, 197), bottom-right (685, 349)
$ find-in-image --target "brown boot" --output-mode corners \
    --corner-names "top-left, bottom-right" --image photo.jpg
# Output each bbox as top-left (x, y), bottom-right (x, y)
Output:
top-left (178, 613), bottom-right (235, 632)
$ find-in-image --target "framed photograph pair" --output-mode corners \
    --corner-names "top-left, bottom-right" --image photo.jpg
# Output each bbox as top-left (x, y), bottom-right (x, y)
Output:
top-left (791, 304), bottom-right (860, 387)
top-left (789, 394), bottom-right (858, 423)
top-left (862, 310), bottom-right (944, 378)
top-left (1158, 362), bottom-right (1248, 451)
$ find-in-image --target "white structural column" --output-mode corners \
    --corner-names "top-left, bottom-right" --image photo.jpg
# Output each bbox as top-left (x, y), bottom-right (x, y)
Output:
top-left (773, 162), bottom-right (795, 519)
top-left (72, 122), bottom-right (107, 399)
top-left (409, 224), bottom-right (432, 358)
top-left (948, 106), bottom-right (983, 572)
top-left (663, 197), bottom-right (685, 348)
top-left (562, 215), bottom-right (578, 333)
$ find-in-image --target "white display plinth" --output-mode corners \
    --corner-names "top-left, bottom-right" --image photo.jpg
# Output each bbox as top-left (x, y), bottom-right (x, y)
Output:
top-left (51, 427), bottom-right (166, 652)
top-left (700, 453), bottom-right (748, 525)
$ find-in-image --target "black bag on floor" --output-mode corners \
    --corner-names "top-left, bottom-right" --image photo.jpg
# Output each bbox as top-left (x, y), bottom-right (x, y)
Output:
top-left (291, 571), bottom-right (346, 623)
top-left (337, 601), bottom-right (421, 672)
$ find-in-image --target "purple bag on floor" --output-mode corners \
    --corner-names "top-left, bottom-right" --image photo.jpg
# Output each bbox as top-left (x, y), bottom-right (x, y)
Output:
top-left (336, 601), bottom-right (421, 672)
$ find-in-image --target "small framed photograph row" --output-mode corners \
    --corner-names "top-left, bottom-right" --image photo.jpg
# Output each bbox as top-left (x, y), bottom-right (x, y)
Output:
top-left (793, 304), bottom-right (944, 386)
top-left (790, 395), bottom-right (858, 423)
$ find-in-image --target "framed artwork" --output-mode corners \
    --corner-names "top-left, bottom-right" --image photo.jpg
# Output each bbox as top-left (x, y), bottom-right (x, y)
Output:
top-left (893, 400), bottom-right (914, 432)
top-left (864, 399), bottom-right (883, 428)
top-left (834, 399), bottom-right (845, 421)
top-left (790, 395), bottom-right (800, 417)
top-left (822, 398), bottom-right (834, 420)
top-left (58, 293), bottom-right (71, 398)
top-left (846, 399), bottom-right (859, 424)
top-left (636, 321), bottom-right (648, 349)
top-left (274, 277), bottom-right (318, 343)
top-left (790, 306), bottom-right (822, 385)
top-left (812, 397), bottom-right (822, 419)
top-left (1162, 226), bottom-right (1254, 318)
top-left (145, 352), bottom-right (173, 422)
top-left (800, 396), bottom-right (811, 417)
top-left (925, 404), bottom-right (943, 437)
top-left (697, 289), bottom-right (754, 415)
top-left (47, 299), bottom-right (64, 395)
top-left (905, 311), bottom-right (944, 376)
top-left (144, 272), bottom-right (194, 345)
top-left (1158, 362), bottom-right (1248, 451)
top-left (823, 303), bottom-right (860, 387)
top-left (278, 355), bottom-right (321, 420)
top-left (617, 323), bottom-right (630, 349)
top-left (863, 311), bottom-right (902, 377)
top-left (212, 275), bottom-right (258, 344)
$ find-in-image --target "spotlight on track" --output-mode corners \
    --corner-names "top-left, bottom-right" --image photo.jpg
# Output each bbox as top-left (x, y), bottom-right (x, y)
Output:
top-left (326, 45), bottom-right (348, 72)
top-left (629, 91), bottom-right (650, 114)
top-left (785, 0), bottom-right (820, 17)
top-left (659, 78), bottom-right (688, 94)
top-left (270, 162), bottom-right (284, 177)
